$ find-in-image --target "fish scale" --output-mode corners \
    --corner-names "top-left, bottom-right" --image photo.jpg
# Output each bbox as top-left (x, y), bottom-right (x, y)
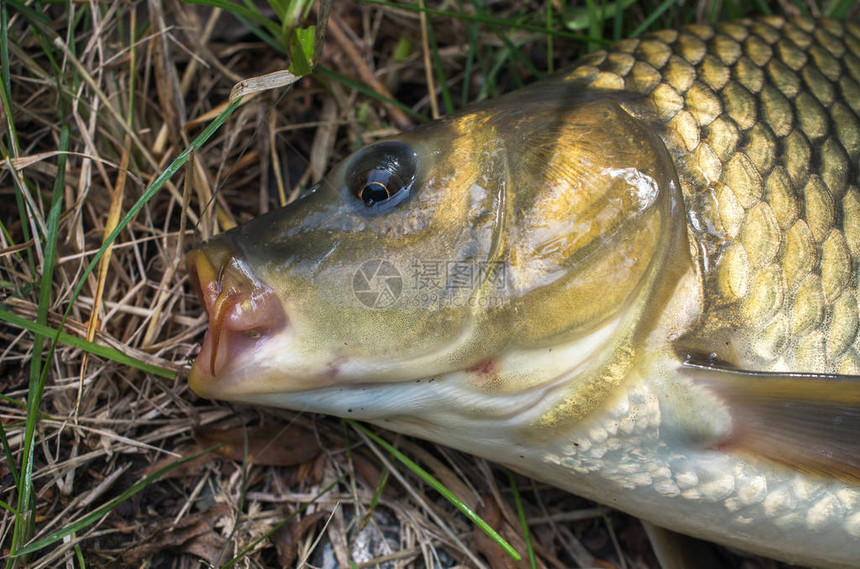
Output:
top-left (569, 17), bottom-right (860, 374)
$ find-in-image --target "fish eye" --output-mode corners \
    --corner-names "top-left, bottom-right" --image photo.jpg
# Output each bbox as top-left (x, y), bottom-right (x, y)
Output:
top-left (346, 141), bottom-right (417, 207)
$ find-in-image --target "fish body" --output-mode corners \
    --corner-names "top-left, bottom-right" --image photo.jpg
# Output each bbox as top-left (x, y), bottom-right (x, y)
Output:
top-left (189, 17), bottom-right (860, 568)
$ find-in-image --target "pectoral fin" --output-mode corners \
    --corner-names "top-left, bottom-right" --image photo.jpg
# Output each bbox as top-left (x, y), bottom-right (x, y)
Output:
top-left (642, 522), bottom-right (727, 569)
top-left (682, 361), bottom-right (860, 483)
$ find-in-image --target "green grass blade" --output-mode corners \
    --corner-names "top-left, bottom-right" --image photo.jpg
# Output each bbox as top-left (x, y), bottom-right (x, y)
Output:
top-left (586, 0), bottom-right (602, 52)
top-left (480, 50), bottom-right (511, 100)
top-left (183, 0), bottom-right (282, 38)
top-left (288, 25), bottom-right (316, 75)
top-left (9, 125), bottom-right (69, 562)
top-left (1, 0), bottom-right (10, 97)
top-left (546, 1), bottom-right (554, 73)
top-left (32, 125), bottom-right (68, 380)
top-left (74, 545), bottom-right (85, 569)
top-left (425, 17), bottom-right (454, 114)
top-left (565, 0), bottom-right (636, 31)
top-left (348, 420), bottom-right (522, 561)
top-left (12, 443), bottom-right (228, 556)
top-left (492, 25), bottom-right (542, 81)
top-left (0, 498), bottom-right (17, 514)
top-left (362, 0), bottom-right (598, 43)
top-left (613, 0), bottom-right (625, 41)
top-left (362, 465), bottom-right (388, 528)
top-left (3, 0), bottom-right (51, 25)
top-left (824, 0), bottom-right (854, 18)
top-left (314, 65), bottom-right (428, 122)
top-left (793, 0), bottom-right (810, 17)
top-left (0, 308), bottom-right (177, 379)
top-left (0, 42), bottom-right (34, 278)
top-left (461, 17), bottom-right (479, 106)
top-left (629, 0), bottom-right (677, 38)
top-left (0, 393), bottom-right (26, 407)
top-left (508, 470), bottom-right (537, 569)
top-left (746, 0), bottom-right (772, 17)
top-left (237, 12), bottom-right (287, 54)
top-left (0, 420), bottom-right (19, 487)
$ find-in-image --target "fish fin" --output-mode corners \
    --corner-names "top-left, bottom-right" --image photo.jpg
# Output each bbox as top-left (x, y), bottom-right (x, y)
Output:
top-left (642, 521), bottom-right (727, 569)
top-left (682, 360), bottom-right (860, 483)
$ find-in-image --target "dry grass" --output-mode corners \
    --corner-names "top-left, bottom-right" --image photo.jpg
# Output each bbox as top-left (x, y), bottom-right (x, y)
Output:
top-left (0, 1), bottom-right (848, 568)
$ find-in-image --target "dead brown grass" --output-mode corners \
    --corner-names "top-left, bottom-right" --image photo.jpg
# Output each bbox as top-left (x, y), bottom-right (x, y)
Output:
top-left (0, 1), bottom-right (814, 568)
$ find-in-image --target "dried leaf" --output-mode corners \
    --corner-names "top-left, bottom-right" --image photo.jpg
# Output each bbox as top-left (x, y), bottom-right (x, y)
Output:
top-left (273, 510), bottom-right (329, 567)
top-left (123, 505), bottom-right (229, 565)
top-left (230, 70), bottom-right (301, 102)
top-left (352, 452), bottom-right (400, 498)
top-left (194, 424), bottom-right (320, 466)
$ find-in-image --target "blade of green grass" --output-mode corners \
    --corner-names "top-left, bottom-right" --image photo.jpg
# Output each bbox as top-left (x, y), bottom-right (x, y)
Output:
top-left (460, 2), bottom-right (545, 94)
top-left (508, 470), bottom-right (538, 569)
top-left (347, 420), bottom-right (522, 561)
top-left (0, 498), bottom-right (16, 514)
top-left (12, 443), bottom-right (228, 556)
top-left (789, 0), bottom-right (809, 17)
top-left (585, 0), bottom-right (602, 52)
top-left (629, 0), bottom-right (678, 38)
top-left (32, 125), bottom-right (68, 385)
top-left (461, 16), bottom-right (480, 105)
top-left (184, 0), bottom-right (283, 38)
top-left (362, 0), bottom-right (600, 43)
top-left (460, 0), bottom-right (496, 102)
top-left (362, 465), bottom-right (389, 528)
top-left (565, 0), bottom-right (636, 32)
top-left (479, 51), bottom-right (509, 100)
top-left (7, 125), bottom-right (69, 565)
top-left (236, 12), bottom-right (287, 54)
top-left (0, 420), bottom-right (19, 487)
top-left (1, 0), bottom-right (10, 97)
top-left (490, 24), bottom-right (543, 82)
top-left (546, 1), bottom-right (554, 73)
top-left (424, 16), bottom-right (454, 115)
top-left (0, 0), bottom-right (31, 285)
top-left (314, 65), bottom-right (428, 122)
top-left (0, 36), bottom-right (35, 280)
top-left (613, 0), bottom-right (625, 41)
top-left (481, 37), bottom-right (539, 99)
top-left (3, 0), bottom-right (51, 25)
top-left (0, 308), bottom-right (177, 379)
top-left (825, 0), bottom-right (855, 18)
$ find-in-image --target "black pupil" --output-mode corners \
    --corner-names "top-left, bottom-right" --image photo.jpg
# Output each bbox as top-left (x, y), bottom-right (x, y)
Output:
top-left (347, 141), bottom-right (416, 208)
top-left (360, 181), bottom-right (390, 206)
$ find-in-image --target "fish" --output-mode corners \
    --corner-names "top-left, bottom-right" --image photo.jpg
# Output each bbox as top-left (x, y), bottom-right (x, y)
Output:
top-left (187, 16), bottom-right (860, 569)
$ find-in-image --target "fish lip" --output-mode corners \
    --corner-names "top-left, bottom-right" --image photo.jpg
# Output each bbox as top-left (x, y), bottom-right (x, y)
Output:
top-left (187, 242), bottom-right (288, 398)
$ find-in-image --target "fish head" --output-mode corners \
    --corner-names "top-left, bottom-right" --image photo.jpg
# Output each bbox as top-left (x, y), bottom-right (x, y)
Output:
top-left (188, 82), bottom-right (690, 438)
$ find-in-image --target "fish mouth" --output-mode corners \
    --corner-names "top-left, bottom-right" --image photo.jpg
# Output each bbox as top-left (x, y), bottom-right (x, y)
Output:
top-left (187, 244), bottom-right (288, 398)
